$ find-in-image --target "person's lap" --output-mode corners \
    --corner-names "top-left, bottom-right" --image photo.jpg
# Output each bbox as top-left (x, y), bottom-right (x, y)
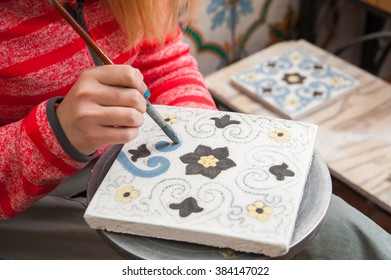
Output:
top-left (0, 195), bottom-right (122, 260)
top-left (293, 195), bottom-right (391, 259)
top-left (0, 163), bottom-right (123, 260)
top-left (0, 182), bottom-right (390, 259)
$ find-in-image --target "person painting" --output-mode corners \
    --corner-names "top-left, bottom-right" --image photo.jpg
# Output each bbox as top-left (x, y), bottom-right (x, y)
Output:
top-left (0, 0), bottom-right (216, 220)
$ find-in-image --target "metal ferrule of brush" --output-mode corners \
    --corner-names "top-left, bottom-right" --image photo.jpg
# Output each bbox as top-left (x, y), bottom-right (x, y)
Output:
top-left (146, 101), bottom-right (180, 144)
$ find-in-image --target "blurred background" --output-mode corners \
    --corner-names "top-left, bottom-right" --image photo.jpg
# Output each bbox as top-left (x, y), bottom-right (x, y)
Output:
top-left (181, 0), bottom-right (391, 81)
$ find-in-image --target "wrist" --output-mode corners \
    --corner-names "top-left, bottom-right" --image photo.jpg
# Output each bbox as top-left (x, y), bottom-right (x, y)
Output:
top-left (46, 97), bottom-right (96, 162)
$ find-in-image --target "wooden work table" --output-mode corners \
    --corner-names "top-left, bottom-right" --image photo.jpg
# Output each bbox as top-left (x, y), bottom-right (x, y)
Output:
top-left (205, 40), bottom-right (391, 214)
top-left (361, 0), bottom-right (391, 14)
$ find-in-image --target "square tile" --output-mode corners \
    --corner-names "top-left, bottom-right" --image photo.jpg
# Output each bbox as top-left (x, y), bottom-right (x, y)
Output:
top-left (230, 49), bottom-right (358, 119)
top-left (84, 105), bottom-right (317, 257)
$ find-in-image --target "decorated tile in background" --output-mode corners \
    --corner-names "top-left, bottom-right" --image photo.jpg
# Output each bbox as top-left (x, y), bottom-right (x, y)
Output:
top-left (182, 0), bottom-right (300, 75)
top-left (84, 105), bottom-right (317, 257)
top-left (230, 49), bottom-right (359, 119)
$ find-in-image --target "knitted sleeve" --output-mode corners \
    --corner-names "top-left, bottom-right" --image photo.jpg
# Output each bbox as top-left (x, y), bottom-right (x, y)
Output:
top-left (132, 28), bottom-right (217, 110)
top-left (0, 101), bottom-right (90, 220)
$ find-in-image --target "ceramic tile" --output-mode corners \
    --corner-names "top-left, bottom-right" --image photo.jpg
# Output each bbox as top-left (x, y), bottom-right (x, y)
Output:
top-left (84, 105), bottom-right (317, 257)
top-left (230, 49), bottom-right (358, 119)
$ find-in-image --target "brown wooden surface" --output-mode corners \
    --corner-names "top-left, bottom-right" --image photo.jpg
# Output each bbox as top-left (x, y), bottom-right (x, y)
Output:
top-left (206, 40), bottom-right (391, 214)
top-left (361, 0), bottom-right (391, 13)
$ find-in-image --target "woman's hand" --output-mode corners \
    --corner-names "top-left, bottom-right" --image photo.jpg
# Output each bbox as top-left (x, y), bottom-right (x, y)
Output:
top-left (56, 65), bottom-right (147, 156)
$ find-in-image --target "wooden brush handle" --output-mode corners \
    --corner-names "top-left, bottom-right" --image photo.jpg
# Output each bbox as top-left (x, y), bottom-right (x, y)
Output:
top-left (48, 0), bottom-right (114, 65)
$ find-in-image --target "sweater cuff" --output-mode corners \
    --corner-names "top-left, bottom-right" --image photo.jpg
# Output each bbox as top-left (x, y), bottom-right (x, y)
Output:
top-left (46, 97), bottom-right (96, 162)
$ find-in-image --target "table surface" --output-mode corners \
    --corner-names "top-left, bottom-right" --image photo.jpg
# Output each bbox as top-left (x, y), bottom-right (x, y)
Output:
top-left (206, 39), bottom-right (391, 214)
top-left (360, 0), bottom-right (391, 14)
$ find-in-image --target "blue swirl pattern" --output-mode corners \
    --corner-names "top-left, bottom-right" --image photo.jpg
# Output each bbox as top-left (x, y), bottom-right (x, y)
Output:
top-left (117, 150), bottom-right (170, 178)
top-left (155, 141), bottom-right (182, 152)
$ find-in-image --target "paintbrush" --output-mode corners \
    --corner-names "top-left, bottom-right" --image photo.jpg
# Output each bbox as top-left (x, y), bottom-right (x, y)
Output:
top-left (49, 0), bottom-right (180, 144)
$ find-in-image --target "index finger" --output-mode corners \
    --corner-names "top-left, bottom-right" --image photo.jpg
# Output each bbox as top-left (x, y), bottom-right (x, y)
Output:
top-left (87, 65), bottom-right (148, 96)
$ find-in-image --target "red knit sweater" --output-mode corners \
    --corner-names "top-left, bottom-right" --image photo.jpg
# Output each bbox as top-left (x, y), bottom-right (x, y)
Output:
top-left (0, 0), bottom-right (216, 220)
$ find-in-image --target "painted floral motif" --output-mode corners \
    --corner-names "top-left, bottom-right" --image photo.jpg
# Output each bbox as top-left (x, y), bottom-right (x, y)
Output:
top-left (128, 144), bottom-right (151, 162)
top-left (247, 201), bottom-right (273, 221)
top-left (180, 145), bottom-right (236, 179)
top-left (162, 114), bottom-right (179, 125)
top-left (329, 76), bottom-right (343, 86)
top-left (182, 0), bottom-right (279, 68)
top-left (312, 90), bottom-right (324, 98)
top-left (268, 129), bottom-right (291, 142)
top-left (244, 72), bottom-right (258, 80)
top-left (198, 155), bottom-right (219, 168)
top-left (262, 87), bottom-right (273, 94)
top-left (115, 186), bottom-right (139, 203)
top-left (290, 53), bottom-right (302, 62)
top-left (284, 95), bottom-right (300, 108)
top-left (267, 62), bottom-right (277, 68)
top-left (211, 115), bottom-right (241, 128)
top-left (169, 197), bottom-right (204, 218)
top-left (207, 0), bottom-right (253, 30)
top-left (313, 64), bottom-right (324, 70)
top-left (269, 163), bottom-right (295, 181)
top-left (282, 73), bottom-right (306, 85)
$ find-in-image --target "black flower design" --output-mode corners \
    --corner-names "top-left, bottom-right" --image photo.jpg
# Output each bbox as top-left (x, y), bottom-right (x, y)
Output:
top-left (282, 73), bottom-right (306, 85)
top-left (262, 87), bottom-right (273, 94)
top-left (180, 145), bottom-right (236, 179)
top-left (211, 115), bottom-right (241, 128)
top-left (128, 144), bottom-right (151, 162)
top-left (269, 163), bottom-right (295, 181)
top-left (267, 62), bottom-right (277, 68)
top-left (169, 197), bottom-right (203, 218)
top-left (312, 90), bottom-right (323, 98)
top-left (313, 64), bottom-right (324, 70)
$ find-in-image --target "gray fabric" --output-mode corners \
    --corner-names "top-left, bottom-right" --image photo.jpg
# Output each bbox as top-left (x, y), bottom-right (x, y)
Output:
top-left (48, 159), bottom-right (96, 198)
top-left (293, 195), bottom-right (391, 260)
top-left (0, 196), bottom-right (122, 260)
top-left (0, 165), bottom-right (390, 259)
top-left (0, 163), bottom-right (121, 260)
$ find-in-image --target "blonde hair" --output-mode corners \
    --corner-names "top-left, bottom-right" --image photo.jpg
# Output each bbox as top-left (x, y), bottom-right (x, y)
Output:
top-left (59, 0), bottom-right (201, 48)
top-left (106, 0), bottom-right (201, 48)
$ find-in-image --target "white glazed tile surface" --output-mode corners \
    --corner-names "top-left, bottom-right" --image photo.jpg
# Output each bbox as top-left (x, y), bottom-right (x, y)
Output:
top-left (230, 49), bottom-right (358, 119)
top-left (85, 105), bottom-right (317, 257)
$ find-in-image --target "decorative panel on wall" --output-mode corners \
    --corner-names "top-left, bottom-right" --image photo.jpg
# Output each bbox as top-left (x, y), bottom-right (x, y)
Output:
top-left (181, 0), bottom-right (300, 75)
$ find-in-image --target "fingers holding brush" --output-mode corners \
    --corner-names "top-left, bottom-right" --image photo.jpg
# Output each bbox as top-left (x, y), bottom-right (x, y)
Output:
top-left (56, 65), bottom-right (147, 156)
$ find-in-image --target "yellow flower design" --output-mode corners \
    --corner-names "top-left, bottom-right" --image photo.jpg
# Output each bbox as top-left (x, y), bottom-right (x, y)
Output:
top-left (282, 73), bottom-right (306, 85)
top-left (115, 186), bottom-right (139, 203)
top-left (329, 77), bottom-right (343, 86)
top-left (198, 155), bottom-right (219, 168)
top-left (247, 201), bottom-right (273, 221)
top-left (180, 145), bottom-right (236, 179)
top-left (284, 96), bottom-right (300, 109)
top-left (245, 73), bottom-right (258, 81)
top-left (290, 53), bottom-right (302, 62)
top-left (268, 129), bottom-right (291, 142)
top-left (162, 114), bottom-right (179, 125)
